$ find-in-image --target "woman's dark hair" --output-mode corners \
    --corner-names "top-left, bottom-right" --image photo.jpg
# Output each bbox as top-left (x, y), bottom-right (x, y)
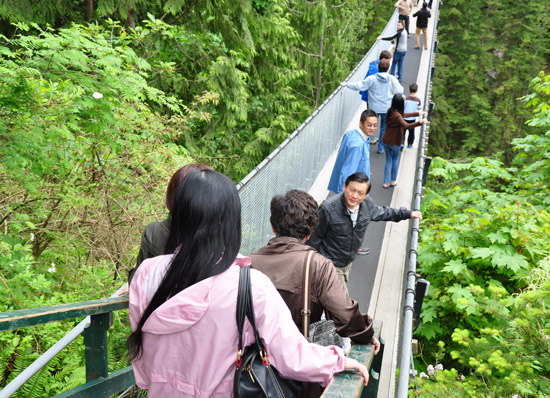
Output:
top-left (270, 190), bottom-right (319, 240)
top-left (128, 170), bottom-right (241, 360)
top-left (386, 93), bottom-right (405, 119)
top-left (165, 163), bottom-right (211, 211)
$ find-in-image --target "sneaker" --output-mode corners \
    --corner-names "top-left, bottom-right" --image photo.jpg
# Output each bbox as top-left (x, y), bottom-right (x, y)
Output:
top-left (357, 247), bottom-right (370, 255)
top-left (370, 138), bottom-right (379, 145)
top-left (407, 144), bottom-right (412, 148)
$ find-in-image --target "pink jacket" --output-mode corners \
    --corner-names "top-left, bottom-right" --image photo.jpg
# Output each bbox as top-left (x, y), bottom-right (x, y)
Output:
top-left (129, 254), bottom-right (345, 397)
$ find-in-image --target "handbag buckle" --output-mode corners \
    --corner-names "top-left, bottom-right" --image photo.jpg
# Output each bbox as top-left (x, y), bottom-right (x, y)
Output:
top-left (301, 309), bottom-right (311, 316)
top-left (259, 349), bottom-right (270, 366)
top-left (236, 349), bottom-right (242, 367)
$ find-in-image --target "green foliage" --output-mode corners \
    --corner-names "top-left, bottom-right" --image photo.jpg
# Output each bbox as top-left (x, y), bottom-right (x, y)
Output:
top-left (414, 73), bottom-right (550, 396)
top-left (429, 0), bottom-right (550, 164)
top-left (0, 22), bottom-right (212, 280)
top-left (288, 0), bottom-right (393, 106)
top-left (0, 240), bottom-right (130, 396)
top-left (412, 260), bottom-right (550, 397)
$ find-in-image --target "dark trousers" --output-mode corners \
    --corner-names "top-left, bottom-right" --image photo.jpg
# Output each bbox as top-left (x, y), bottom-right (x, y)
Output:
top-left (399, 14), bottom-right (410, 35)
top-left (403, 119), bottom-right (416, 146)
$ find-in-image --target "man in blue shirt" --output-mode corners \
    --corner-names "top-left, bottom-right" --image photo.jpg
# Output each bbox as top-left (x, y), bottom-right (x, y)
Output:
top-left (328, 109), bottom-right (378, 194)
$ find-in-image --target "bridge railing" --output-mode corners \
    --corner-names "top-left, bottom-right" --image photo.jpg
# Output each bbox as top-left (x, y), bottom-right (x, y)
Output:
top-left (396, 1), bottom-right (441, 397)
top-left (0, 291), bottom-right (135, 398)
top-left (322, 322), bottom-right (384, 398)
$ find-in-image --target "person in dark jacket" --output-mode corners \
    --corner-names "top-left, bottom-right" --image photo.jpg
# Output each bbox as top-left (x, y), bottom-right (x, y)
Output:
top-left (250, 189), bottom-right (380, 398)
top-left (128, 163), bottom-right (212, 285)
top-left (413, 2), bottom-right (431, 50)
top-left (382, 94), bottom-right (427, 188)
top-left (307, 172), bottom-right (422, 285)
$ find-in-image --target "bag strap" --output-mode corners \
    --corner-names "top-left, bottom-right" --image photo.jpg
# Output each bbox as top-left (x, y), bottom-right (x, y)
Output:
top-left (236, 265), bottom-right (249, 365)
top-left (390, 78), bottom-right (395, 94)
top-left (301, 251), bottom-right (315, 338)
top-left (237, 266), bottom-right (266, 349)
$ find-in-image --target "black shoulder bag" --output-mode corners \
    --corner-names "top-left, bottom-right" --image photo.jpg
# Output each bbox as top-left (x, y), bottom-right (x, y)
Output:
top-left (234, 265), bottom-right (302, 398)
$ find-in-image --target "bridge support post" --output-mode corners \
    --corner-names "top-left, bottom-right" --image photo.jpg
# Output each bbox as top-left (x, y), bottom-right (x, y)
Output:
top-left (84, 312), bottom-right (111, 382)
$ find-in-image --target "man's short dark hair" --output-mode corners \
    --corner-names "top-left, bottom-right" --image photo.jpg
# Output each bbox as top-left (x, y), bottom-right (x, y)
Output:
top-left (360, 109), bottom-right (377, 122)
top-left (344, 172), bottom-right (371, 194)
top-left (378, 58), bottom-right (390, 72)
top-left (270, 190), bottom-right (319, 240)
top-left (409, 83), bottom-right (418, 93)
top-left (379, 50), bottom-right (392, 60)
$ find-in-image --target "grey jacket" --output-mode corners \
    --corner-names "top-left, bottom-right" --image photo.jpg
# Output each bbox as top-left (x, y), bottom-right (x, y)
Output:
top-left (128, 218), bottom-right (170, 284)
top-left (307, 194), bottom-right (412, 267)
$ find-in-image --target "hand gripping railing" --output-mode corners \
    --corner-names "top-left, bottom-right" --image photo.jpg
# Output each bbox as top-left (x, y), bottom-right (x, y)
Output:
top-left (396, 2), bottom-right (441, 397)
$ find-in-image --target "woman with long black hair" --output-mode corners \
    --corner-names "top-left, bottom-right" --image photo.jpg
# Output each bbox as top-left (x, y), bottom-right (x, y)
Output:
top-left (128, 169), bottom-right (369, 397)
top-left (382, 94), bottom-right (427, 188)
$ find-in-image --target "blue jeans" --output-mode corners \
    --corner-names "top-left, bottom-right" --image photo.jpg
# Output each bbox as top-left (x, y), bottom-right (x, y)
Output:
top-left (391, 51), bottom-right (406, 81)
top-left (376, 112), bottom-right (387, 153)
top-left (383, 144), bottom-right (401, 185)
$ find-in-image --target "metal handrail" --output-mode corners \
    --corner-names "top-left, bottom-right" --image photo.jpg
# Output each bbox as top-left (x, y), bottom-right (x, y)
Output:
top-left (396, 1), bottom-right (441, 396)
top-left (0, 285), bottom-right (129, 398)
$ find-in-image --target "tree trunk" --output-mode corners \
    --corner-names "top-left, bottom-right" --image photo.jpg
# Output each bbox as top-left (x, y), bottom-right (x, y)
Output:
top-left (315, 32), bottom-right (324, 107)
top-left (84, 0), bottom-right (93, 21)
top-left (126, 9), bottom-right (136, 28)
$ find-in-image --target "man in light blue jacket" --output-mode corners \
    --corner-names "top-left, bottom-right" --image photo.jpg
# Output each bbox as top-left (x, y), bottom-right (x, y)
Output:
top-left (328, 109), bottom-right (378, 194)
top-left (341, 59), bottom-right (403, 154)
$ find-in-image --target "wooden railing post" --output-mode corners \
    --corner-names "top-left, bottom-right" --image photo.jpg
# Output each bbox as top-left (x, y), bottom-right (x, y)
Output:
top-left (83, 312), bottom-right (111, 382)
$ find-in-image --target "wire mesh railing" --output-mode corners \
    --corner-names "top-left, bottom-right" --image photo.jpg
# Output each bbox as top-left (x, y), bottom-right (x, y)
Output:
top-left (237, 11), bottom-right (399, 255)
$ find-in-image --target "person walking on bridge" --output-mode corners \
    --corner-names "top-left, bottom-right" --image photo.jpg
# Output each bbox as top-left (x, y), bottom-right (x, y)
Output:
top-left (413, 2), bottom-right (431, 50)
top-left (358, 50), bottom-right (393, 112)
top-left (341, 59), bottom-right (403, 154)
top-left (307, 172), bottom-right (422, 287)
top-left (395, 0), bottom-right (414, 37)
top-left (382, 93), bottom-right (427, 188)
top-left (327, 109), bottom-right (378, 194)
top-left (379, 19), bottom-right (408, 82)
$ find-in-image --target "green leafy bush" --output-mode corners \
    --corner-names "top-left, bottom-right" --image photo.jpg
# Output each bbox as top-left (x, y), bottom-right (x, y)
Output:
top-left (413, 72), bottom-right (550, 396)
top-left (0, 22), bottom-right (214, 395)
